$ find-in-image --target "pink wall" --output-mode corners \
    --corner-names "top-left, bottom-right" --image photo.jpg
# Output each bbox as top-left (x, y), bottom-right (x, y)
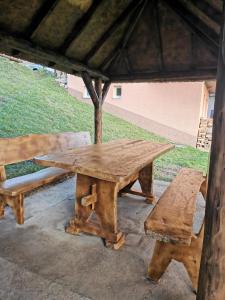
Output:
top-left (67, 75), bottom-right (207, 144)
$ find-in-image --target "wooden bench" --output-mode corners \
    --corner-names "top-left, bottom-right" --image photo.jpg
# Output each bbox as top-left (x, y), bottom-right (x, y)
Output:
top-left (0, 131), bottom-right (91, 224)
top-left (144, 168), bottom-right (207, 292)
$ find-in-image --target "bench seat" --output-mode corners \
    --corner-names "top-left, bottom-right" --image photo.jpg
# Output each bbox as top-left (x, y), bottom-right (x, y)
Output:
top-left (145, 168), bottom-right (206, 245)
top-left (144, 168), bottom-right (207, 292)
top-left (0, 131), bottom-right (91, 224)
top-left (0, 167), bottom-right (71, 197)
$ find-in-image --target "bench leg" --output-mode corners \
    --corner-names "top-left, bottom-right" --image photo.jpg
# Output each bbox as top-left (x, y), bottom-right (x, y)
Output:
top-left (182, 256), bottom-right (200, 292)
top-left (148, 240), bottom-right (172, 281)
top-left (148, 227), bottom-right (204, 292)
top-left (13, 195), bottom-right (24, 225)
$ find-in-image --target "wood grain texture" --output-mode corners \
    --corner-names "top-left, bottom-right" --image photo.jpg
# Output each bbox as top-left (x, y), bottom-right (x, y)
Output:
top-left (0, 131), bottom-right (91, 224)
top-left (94, 78), bottom-right (103, 144)
top-left (197, 9), bottom-right (225, 299)
top-left (35, 139), bottom-right (174, 183)
top-left (0, 131), bottom-right (91, 165)
top-left (66, 173), bottom-right (125, 249)
top-left (145, 168), bottom-right (205, 245)
top-left (0, 167), bottom-right (70, 196)
top-left (62, 139), bottom-right (173, 248)
top-left (146, 167), bottom-right (207, 292)
top-left (0, 0), bottom-right (220, 81)
top-left (148, 225), bottom-right (204, 292)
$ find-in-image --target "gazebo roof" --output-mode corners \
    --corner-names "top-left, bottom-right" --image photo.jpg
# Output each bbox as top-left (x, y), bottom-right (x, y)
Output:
top-left (0, 0), bottom-right (223, 82)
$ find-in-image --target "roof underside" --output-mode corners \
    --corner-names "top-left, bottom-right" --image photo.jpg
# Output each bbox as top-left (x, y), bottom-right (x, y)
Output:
top-left (0, 0), bottom-right (223, 82)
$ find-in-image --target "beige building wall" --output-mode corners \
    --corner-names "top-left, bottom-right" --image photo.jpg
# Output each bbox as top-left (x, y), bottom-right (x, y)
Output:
top-left (67, 75), bottom-right (208, 146)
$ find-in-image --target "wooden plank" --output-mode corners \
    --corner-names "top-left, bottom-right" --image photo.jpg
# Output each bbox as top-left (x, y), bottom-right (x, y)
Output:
top-left (0, 167), bottom-right (70, 196)
top-left (0, 131), bottom-right (91, 166)
top-left (144, 168), bottom-right (205, 244)
top-left (197, 8), bottom-right (225, 299)
top-left (34, 139), bottom-right (174, 183)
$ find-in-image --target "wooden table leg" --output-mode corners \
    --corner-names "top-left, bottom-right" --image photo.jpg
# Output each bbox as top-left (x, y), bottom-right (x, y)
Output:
top-left (66, 175), bottom-right (93, 235)
top-left (66, 174), bottom-right (125, 250)
top-left (139, 163), bottom-right (157, 204)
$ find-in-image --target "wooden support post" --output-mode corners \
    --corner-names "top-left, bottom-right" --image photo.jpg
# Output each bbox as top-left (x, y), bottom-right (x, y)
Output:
top-left (94, 78), bottom-right (102, 144)
top-left (197, 8), bottom-right (225, 299)
top-left (82, 72), bottom-right (110, 144)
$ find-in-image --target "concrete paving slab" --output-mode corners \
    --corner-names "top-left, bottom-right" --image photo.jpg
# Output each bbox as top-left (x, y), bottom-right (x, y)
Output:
top-left (0, 177), bottom-right (204, 300)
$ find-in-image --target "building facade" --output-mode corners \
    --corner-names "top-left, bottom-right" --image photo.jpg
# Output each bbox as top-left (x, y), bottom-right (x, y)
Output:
top-left (68, 75), bottom-right (210, 146)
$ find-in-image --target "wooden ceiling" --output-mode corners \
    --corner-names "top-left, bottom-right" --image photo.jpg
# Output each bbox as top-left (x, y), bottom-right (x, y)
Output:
top-left (0, 0), bottom-right (223, 82)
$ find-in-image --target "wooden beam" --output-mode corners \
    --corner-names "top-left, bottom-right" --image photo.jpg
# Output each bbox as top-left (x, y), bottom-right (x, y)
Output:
top-left (108, 68), bottom-right (217, 82)
top-left (81, 72), bottom-right (99, 107)
top-left (82, 73), bottom-right (110, 144)
top-left (94, 78), bottom-right (103, 144)
top-left (197, 9), bottom-right (225, 299)
top-left (0, 30), bottom-right (109, 80)
top-left (102, 81), bottom-right (111, 103)
top-left (154, 0), bottom-right (164, 70)
top-left (164, 0), bottom-right (219, 56)
top-left (122, 48), bottom-right (133, 74)
top-left (84, 0), bottom-right (143, 62)
top-left (190, 0), bottom-right (222, 25)
top-left (25, 0), bottom-right (59, 38)
top-left (60, 0), bottom-right (102, 53)
top-left (101, 0), bottom-right (148, 71)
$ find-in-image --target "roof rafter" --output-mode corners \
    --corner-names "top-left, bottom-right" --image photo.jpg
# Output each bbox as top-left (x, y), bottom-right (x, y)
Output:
top-left (102, 81), bottom-right (111, 103)
top-left (82, 72), bottom-right (99, 107)
top-left (25, 0), bottom-right (59, 38)
top-left (60, 0), bottom-right (102, 53)
top-left (0, 30), bottom-right (108, 80)
top-left (190, 0), bottom-right (222, 25)
top-left (101, 0), bottom-right (148, 71)
top-left (153, 0), bottom-right (164, 70)
top-left (84, 0), bottom-right (143, 63)
top-left (163, 0), bottom-right (219, 56)
top-left (109, 68), bottom-right (217, 82)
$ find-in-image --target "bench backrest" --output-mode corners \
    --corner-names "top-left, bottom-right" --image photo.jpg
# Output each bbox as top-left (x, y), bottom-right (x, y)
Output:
top-left (144, 168), bottom-right (206, 245)
top-left (0, 131), bottom-right (91, 180)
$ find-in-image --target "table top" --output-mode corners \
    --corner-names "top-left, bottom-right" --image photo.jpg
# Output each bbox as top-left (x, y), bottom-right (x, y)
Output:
top-left (34, 139), bottom-right (174, 183)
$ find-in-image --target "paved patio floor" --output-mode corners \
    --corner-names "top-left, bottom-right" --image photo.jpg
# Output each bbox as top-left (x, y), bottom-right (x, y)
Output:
top-left (0, 177), bottom-right (205, 300)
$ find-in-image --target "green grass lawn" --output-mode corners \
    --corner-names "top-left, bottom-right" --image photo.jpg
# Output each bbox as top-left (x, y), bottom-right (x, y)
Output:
top-left (0, 57), bottom-right (209, 180)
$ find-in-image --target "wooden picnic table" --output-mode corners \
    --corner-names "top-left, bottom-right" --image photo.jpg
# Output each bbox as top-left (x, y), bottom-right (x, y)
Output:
top-left (34, 139), bottom-right (174, 249)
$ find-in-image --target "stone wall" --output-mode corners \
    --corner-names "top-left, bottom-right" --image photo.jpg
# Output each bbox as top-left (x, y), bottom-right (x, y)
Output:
top-left (196, 118), bottom-right (213, 151)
